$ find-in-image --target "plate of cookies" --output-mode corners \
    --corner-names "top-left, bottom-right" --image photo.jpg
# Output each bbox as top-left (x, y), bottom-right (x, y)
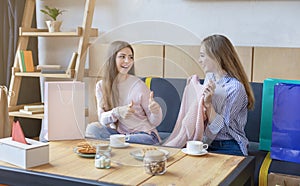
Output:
top-left (130, 147), bottom-right (169, 161)
top-left (74, 142), bottom-right (96, 158)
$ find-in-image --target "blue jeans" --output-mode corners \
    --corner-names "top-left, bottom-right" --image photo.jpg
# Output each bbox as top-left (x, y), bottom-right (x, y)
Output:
top-left (208, 140), bottom-right (244, 156)
top-left (85, 122), bottom-right (160, 145)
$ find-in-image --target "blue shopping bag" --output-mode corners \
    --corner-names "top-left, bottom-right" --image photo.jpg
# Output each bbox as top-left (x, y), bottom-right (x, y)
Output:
top-left (259, 78), bottom-right (300, 151)
top-left (271, 83), bottom-right (300, 164)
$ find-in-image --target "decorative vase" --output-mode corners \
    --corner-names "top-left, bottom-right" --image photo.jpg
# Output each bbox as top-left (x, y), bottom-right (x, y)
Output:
top-left (45, 20), bottom-right (62, 32)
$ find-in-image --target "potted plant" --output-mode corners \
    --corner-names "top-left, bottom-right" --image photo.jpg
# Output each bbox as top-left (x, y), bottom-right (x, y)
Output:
top-left (40, 5), bottom-right (65, 32)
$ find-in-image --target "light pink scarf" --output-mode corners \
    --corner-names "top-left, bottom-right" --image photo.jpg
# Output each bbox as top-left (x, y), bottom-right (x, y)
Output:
top-left (163, 75), bottom-right (206, 148)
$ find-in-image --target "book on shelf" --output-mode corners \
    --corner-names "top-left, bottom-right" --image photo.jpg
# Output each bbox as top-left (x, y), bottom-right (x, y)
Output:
top-left (19, 109), bottom-right (44, 115)
top-left (19, 50), bottom-right (35, 72)
top-left (37, 65), bottom-right (61, 70)
top-left (41, 69), bottom-right (67, 74)
top-left (41, 52), bottom-right (77, 74)
top-left (23, 104), bottom-right (44, 111)
top-left (67, 52), bottom-right (78, 70)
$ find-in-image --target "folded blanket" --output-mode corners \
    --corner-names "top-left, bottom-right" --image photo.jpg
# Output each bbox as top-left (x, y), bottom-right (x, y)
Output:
top-left (163, 75), bottom-right (206, 148)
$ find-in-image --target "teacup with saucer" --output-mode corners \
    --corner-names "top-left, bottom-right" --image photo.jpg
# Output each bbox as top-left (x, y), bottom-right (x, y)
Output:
top-left (182, 140), bottom-right (208, 156)
top-left (110, 134), bottom-right (130, 148)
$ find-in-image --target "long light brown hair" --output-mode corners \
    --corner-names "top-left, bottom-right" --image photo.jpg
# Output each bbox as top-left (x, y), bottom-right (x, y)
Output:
top-left (201, 34), bottom-right (255, 110)
top-left (101, 41), bottom-right (135, 111)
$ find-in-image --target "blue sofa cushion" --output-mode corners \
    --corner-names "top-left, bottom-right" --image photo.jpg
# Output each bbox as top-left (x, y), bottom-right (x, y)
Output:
top-left (142, 78), bottom-right (183, 135)
top-left (245, 82), bottom-right (263, 143)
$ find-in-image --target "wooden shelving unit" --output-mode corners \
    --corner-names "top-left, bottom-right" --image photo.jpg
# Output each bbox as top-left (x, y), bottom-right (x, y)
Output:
top-left (8, 0), bottom-right (97, 125)
top-left (19, 27), bottom-right (98, 37)
top-left (14, 70), bottom-right (75, 79)
top-left (9, 112), bottom-right (44, 120)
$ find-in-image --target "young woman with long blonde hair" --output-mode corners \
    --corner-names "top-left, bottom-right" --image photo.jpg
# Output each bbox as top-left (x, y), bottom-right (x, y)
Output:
top-left (85, 41), bottom-right (162, 145)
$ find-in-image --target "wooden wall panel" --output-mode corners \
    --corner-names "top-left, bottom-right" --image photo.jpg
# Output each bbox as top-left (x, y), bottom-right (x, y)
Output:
top-left (164, 45), bottom-right (252, 80)
top-left (88, 43), bottom-right (109, 77)
top-left (235, 46), bottom-right (253, 81)
top-left (89, 44), bottom-right (164, 78)
top-left (164, 45), bottom-right (204, 78)
top-left (253, 47), bottom-right (300, 82)
top-left (133, 45), bottom-right (164, 78)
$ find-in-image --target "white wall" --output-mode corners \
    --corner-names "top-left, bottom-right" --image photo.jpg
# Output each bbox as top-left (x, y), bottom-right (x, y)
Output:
top-left (36, 0), bottom-right (300, 66)
top-left (92, 0), bottom-right (300, 47)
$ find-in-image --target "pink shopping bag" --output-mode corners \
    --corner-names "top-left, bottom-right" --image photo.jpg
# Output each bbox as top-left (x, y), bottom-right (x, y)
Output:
top-left (42, 81), bottom-right (85, 141)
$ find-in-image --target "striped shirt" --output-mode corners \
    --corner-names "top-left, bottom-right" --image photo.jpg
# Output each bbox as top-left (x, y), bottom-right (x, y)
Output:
top-left (204, 74), bottom-right (249, 155)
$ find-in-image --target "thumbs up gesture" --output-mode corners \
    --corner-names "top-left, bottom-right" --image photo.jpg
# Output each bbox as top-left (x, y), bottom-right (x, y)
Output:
top-left (148, 91), bottom-right (160, 114)
top-left (116, 101), bottom-right (135, 119)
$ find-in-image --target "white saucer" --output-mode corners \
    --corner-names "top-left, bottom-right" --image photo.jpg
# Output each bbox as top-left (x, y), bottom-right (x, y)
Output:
top-left (73, 147), bottom-right (95, 158)
top-left (181, 148), bottom-right (208, 156)
top-left (110, 142), bottom-right (130, 148)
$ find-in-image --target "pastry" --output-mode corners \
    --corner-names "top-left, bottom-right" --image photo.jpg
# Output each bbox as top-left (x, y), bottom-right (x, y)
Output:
top-left (77, 142), bottom-right (96, 154)
top-left (78, 146), bottom-right (96, 154)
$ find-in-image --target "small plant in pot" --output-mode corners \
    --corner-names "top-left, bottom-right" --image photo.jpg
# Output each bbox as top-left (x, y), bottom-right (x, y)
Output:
top-left (40, 5), bottom-right (65, 32)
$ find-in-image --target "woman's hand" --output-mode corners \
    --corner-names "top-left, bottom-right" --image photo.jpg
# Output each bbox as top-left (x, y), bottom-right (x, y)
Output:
top-left (148, 91), bottom-right (160, 114)
top-left (116, 101), bottom-right (135, 119)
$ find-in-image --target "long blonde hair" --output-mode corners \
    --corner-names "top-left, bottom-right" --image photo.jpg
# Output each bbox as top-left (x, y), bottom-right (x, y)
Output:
top-left (201, 35), bottom-right (255, 110)
top-left (101, 41), bottom-right (135, 111)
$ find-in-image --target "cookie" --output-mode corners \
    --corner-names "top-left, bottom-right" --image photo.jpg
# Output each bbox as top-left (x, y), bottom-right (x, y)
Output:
top-left (78, 146), bottom-right (96, 154)
top-left (140, 147), bottom-right (157, 157)
top-left (77, 142), bottom-right (96, 154)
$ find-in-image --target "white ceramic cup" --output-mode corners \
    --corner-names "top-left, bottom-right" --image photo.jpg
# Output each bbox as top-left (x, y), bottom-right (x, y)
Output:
top-left (186, 141), bottom-right (208, 154)
top-left (110, 134), bottom-right (130, 147)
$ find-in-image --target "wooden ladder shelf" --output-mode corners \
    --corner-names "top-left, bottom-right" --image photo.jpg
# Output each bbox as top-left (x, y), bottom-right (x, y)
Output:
top-left (8, 0), bottom-right (97, 125)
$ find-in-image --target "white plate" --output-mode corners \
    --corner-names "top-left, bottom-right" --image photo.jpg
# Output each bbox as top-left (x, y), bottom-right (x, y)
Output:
top-left (73, 147), bottom-right (95, 158)
top-left (181, 148), bottom-right (208, 156)
top-left (110, 142), bottom-right (130, 148)
top-left (130, 149), bottom-right (170, 161)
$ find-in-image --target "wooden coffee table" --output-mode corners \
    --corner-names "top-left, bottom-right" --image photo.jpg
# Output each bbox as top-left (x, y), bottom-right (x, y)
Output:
top-left (0, 139), bottom-right (255, 185)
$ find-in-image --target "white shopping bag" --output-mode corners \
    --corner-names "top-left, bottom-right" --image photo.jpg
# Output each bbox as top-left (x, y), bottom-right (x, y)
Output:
top-left (42, 81), bottom-right (85, 141)
top-left (0, 86), bottom-right (10, 138)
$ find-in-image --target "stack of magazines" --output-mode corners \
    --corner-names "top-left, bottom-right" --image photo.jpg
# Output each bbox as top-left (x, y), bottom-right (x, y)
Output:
top-left (19, 105), bottom-right (44, 115)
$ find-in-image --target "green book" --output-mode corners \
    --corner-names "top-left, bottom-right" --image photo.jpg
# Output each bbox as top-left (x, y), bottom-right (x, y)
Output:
top-left (20, 50), bottom-right (26, 72)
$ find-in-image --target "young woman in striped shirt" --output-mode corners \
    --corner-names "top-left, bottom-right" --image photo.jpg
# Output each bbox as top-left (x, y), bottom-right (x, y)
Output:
top-left (200, 34), bottom-right (255, 156)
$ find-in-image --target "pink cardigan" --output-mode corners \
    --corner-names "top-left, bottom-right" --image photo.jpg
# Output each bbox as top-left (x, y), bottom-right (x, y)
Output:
top-left (96, 75), bottom-right (162, 142)
top-left (163, 75), bottom-right (206, 148)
